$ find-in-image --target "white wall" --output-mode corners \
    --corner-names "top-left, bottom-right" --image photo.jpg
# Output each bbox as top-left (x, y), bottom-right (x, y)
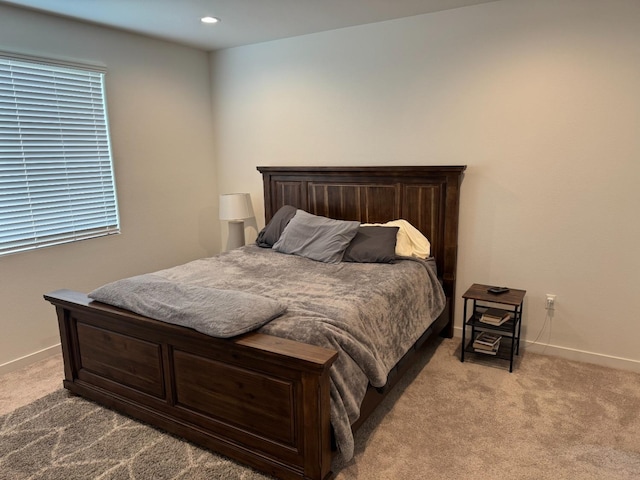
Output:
top-left (211, 0), bottom-right (640, 370)
top-left (0, 4), bottom-right (218, 371)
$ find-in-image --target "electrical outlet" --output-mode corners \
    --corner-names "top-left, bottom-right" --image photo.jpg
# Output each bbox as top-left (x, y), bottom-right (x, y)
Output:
top-left (545, 294), bottom-right (556, 310)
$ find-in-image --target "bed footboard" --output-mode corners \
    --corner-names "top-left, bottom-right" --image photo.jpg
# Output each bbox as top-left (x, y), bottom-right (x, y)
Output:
top-left (45, 289), bottom-right (338, 480)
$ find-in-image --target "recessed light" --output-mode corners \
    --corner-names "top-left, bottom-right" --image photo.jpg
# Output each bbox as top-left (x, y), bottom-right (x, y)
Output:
top-left (201, 16), bottom-right (220, 24)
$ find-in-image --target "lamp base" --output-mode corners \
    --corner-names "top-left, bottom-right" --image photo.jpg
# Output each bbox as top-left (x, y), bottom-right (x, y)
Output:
top-left (226, 221), bottom-right (246, 250)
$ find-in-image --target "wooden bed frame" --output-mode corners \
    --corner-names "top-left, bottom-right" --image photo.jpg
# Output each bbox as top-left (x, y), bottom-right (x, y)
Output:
top-left (45, 166), bottom-right (465, 480)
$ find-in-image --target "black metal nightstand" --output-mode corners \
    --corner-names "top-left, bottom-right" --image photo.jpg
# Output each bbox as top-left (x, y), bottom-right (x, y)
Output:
top-left (461, 284), bottom-right (526, 372)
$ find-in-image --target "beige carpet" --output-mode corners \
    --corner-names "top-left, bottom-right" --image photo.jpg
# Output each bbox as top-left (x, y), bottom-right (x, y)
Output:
top-left (336, 339), bottom-right (640, 479)
top-left (0, 354), bottom-right (63, 416)
top-left (2, 340), bottom-right (639, 479)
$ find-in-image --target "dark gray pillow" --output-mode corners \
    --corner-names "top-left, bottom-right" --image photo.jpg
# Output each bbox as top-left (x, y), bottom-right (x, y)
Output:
top-left (273, 210), bottom-right (360, 263)
top-left (256, 205), bottom-right (297, 247)
top-left (343, 226), bottom-right (400, 263)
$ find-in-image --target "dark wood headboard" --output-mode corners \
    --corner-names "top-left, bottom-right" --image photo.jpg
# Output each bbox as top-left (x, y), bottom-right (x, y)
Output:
top-left (257, 166), bottom-right (466, 332)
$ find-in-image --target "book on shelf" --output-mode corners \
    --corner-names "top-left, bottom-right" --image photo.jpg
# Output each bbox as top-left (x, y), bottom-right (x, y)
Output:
top-left (473, 332), bottom-right (501, 347)
top-left (472, 332), bottom-right (501, 354)
top-left (480, 307), bottom-right (511, 326)
top-left (474, 347), bottom-right (498, 355)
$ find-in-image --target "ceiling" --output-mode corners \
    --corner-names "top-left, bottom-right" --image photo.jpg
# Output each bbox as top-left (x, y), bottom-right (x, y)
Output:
top-left (1, 0), bottom-right (497, 51)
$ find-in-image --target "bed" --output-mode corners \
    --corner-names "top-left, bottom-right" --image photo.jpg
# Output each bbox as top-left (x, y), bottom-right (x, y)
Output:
top-left (44, 165), bottom-right (465, 480)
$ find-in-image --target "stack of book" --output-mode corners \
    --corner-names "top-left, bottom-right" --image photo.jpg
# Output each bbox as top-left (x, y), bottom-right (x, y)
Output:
top-left (480, 307), bottom-right (511, 326)
top-left (472, 332), bottom-right (501, 355)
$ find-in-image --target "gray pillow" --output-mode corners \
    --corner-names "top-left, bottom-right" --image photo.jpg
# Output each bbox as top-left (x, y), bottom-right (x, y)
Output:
top-left (273, 210), bottom-right (360, 263)
top-left (256, 205), bottom-right (297, 247)
top-left (343, 226), bottom-right (399, 263)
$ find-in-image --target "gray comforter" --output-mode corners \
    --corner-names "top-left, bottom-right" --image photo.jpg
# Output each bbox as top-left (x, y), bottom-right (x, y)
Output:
top-left (99, 245), bottom-right (445, 460)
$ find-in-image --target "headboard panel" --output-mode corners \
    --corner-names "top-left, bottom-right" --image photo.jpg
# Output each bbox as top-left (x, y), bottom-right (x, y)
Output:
top-left (258, 166), bottom-right (466, 325)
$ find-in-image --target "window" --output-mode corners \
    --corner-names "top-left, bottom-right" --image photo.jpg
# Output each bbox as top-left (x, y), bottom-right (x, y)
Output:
top-left (0, 53), bottom-right (119, 256)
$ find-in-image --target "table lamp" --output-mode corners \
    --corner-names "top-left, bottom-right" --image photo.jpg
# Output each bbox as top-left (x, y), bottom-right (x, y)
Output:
top-left (219, 193), bottom-right (254, 250)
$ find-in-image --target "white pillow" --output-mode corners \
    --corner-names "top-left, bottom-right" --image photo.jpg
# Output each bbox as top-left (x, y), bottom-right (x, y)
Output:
top-left (362, 219), bottom-right (430, 258)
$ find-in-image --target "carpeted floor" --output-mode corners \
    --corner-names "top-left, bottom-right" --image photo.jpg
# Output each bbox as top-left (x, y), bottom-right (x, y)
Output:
top-left (2, 339), bottom-right (640, 479)
top-left (336, 339), bottom-right (640, 479)
top-left (0, 354), bottom-right (63, 417)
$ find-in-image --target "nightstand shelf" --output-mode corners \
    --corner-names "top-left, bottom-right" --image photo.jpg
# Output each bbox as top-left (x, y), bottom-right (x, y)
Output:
top-left (464, 335), bottom-right (515, 361)
top-left (461, 284), bottom-right (526, 372)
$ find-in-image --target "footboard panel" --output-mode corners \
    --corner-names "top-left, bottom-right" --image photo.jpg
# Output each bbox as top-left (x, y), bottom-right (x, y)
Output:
top-left (45, 289), bottom-right (337, 480)
top-left (172, 350), bottom-right (297, 446)
top-left (76, 321), bottom-right (166, 398)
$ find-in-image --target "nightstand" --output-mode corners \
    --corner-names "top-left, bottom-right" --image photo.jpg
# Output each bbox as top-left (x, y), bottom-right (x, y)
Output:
top-left (461, 284), bottom-right (526, 372)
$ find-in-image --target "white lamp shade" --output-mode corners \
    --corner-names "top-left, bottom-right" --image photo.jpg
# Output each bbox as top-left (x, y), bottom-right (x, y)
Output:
top-left (219, 193), bottom-right (254, 221)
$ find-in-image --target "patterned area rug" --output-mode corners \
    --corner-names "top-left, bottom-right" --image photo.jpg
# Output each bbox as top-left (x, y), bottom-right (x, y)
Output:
top-left (0, 389), bottom-right (271, 480)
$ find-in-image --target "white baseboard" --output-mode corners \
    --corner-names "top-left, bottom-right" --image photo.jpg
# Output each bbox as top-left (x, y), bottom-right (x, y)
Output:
top-left (0, 344), bottom-right (61, 376)
top-left (452, 327), bottom-right (640, 373)
top-left (522, 341), bottom-right (640, 373)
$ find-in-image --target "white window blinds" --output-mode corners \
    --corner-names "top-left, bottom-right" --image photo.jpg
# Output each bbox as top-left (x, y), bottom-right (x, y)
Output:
top-left (0, 54), bottom-right (119, 256)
